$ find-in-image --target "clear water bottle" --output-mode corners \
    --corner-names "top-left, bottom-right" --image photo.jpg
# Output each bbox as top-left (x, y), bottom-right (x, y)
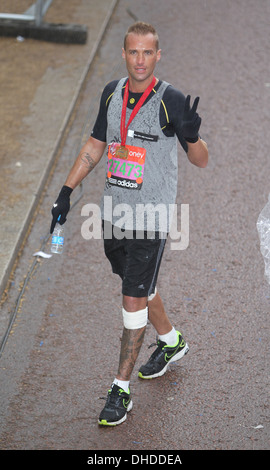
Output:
top-left (51, 216), bottom-right (65, 254)
top-left (257, 194), bottom-right (270, 283)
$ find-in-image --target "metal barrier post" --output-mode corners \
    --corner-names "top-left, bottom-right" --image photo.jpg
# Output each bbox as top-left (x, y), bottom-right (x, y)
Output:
top-left (35, 0), bottom-right (43, 26)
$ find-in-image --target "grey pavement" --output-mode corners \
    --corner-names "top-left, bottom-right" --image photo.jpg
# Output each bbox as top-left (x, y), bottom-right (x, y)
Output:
top-left (0, 0), bottom-right (269, 453)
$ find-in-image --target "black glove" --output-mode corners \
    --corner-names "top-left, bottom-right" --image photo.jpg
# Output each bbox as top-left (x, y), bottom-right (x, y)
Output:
top-left (181, 95), bottom-right (201, 143)
top-left (50, 185), bottom-right (73, 234)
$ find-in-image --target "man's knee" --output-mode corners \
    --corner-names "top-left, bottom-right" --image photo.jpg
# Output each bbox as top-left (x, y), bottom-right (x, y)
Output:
top-left (122, 295), bottom-right (147, 311)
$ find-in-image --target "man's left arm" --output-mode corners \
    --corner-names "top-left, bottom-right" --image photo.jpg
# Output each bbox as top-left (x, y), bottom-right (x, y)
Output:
top-left (187, 138), bottom-right (208, 168)
top-left (181, 95), bottom-right (208, 168)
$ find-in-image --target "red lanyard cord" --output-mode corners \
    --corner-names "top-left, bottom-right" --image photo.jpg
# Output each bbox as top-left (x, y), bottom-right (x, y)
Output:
top-left (120, 76), bottom-right (156, 146)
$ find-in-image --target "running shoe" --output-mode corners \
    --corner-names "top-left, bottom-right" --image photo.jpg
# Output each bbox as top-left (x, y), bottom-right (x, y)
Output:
top-left (98, 384), bottom-right (133, 426)
top-left (138, 330), bottom-right (189, 379)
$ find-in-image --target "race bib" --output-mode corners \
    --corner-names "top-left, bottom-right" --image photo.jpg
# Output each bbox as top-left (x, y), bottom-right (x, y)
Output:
top-left (106, 143), bottom-right (146, 190)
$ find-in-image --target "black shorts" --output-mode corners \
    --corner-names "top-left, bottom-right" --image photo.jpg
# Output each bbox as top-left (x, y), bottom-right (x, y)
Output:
top-left (103, 222), bottom-right (167, 298)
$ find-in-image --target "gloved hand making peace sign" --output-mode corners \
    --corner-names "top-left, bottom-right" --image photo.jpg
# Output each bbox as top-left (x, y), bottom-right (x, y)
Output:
top-left (181, 95), bottom-right (202, 143)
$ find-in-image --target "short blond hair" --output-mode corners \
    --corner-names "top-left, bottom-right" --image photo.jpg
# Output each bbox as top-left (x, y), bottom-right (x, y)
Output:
top-left (124, 22), bottom-right (159, 50)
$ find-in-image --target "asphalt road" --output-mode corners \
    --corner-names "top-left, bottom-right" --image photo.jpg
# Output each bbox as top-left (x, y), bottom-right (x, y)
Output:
top-left (0, 0), bottom-right (269, 453)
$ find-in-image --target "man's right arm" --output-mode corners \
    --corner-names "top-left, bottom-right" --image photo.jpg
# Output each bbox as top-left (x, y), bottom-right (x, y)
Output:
top-left (64, 136), bottom-right (107, 189)
top-left (50, 137), bottom-right (106, 233)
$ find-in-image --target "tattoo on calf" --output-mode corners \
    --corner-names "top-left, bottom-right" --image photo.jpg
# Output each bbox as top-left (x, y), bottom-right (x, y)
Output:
top-left (118, 327), bottom-right (146, 380)
top-left (80, 152), bottom-right (96, 170)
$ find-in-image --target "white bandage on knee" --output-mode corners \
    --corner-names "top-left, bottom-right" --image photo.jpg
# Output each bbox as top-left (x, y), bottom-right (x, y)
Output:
top-left (122, 307), bottom-right (148, 330)
top-left (148, 287), bottom-right (157, 302)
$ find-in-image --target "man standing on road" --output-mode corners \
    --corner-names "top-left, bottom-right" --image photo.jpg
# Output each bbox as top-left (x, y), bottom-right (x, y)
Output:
top-left (50, 22), bottom-right (208, 426)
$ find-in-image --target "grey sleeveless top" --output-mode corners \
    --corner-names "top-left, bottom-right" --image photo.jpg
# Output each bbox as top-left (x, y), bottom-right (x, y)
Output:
top-left (101, 77), bottom-right (178, 232)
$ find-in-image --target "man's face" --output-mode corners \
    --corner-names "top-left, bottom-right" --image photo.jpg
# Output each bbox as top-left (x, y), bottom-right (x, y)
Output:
top-left (122, 32), bottom-right (161, 89)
